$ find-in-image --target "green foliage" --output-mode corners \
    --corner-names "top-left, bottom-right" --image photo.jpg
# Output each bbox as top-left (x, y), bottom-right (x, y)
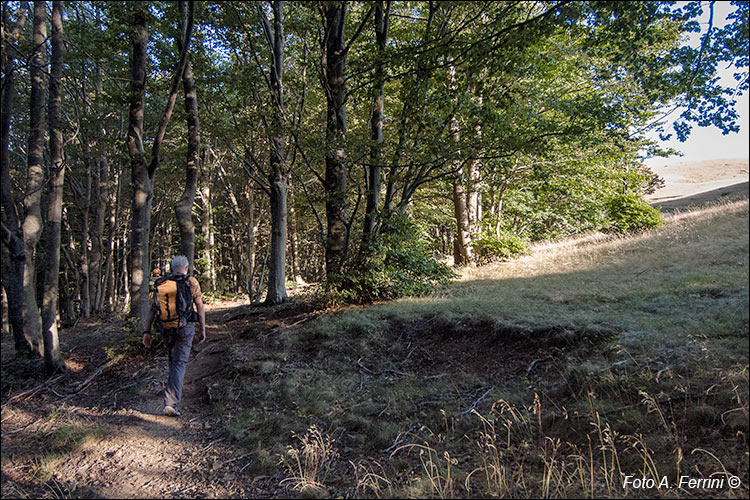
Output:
top-left (106, 317), bottom-right (156, 361)
top-left (604, 193), bottom-right (664, 233)
top-left (331, 215), bottom-right (454, 303)
top-left (472, 230), bottom-right (528, 264)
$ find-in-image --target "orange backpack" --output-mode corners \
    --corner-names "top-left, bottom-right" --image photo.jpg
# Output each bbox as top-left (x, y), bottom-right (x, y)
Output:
top-left (152, 274), bottom-right (197, 327)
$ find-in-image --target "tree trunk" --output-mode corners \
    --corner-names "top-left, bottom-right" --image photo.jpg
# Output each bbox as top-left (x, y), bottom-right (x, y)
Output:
top-left (466, 157), bottom-right (481, 238)
top-left (128, 0), bottom-right (193, 326)
top-left (40, 0), bottom-right (65, 375)
top-left (448, 62), bottom-right (472, 266)
top-left (361, 0), bottom-right (389, 257)
top-left (466, 89), bottom-right (482, 239)
top-left (256, 243), bottom-right (270, 304)
top-left (127, 1), bottom-right (150, 327)
top-left (80, 156), bottom-right (92, 317)
top-left (287, 181), bottom-right (304, 284)
top-left (267, 167), bottom-right (288, 303)
top-left (92, 156), bottom-right (108, 312)
top-left (175, 2), bottom-right (199, 275)
top-left (2, 278), bottom-right (9, 338)
top-left (265, 0), bottom-right (288, 305)
top-left (21, 0), bottom-right (47, 355)
top-left (103, 163), bottom-right (120, 311)
top-left (322, 2), bottom-right (349, 283)
top-left (90, 62), bottom-right (108, 313)
top-left (121, 232), bottom-right (130, 312)
top-left (62, 209), bottom-right (79, 324)
top-left (245, 179), bottom-right (257, 302)
top-left (0, 1), bottom-right (31, 356)
top-left (200, 182), bottom-right (216, 290)
top-left (453, 173), bottom-right (472, 266)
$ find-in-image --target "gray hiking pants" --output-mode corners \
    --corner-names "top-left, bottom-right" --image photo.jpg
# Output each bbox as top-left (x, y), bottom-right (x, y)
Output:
top-left (163, 324), bottom-right (195, 407)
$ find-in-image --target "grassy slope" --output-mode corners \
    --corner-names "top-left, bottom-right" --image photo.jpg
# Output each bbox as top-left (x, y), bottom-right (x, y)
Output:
top-left (220, 199), bottom-right (749, 498)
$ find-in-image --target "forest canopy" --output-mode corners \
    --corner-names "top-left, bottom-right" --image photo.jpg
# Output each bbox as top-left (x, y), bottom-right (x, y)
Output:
top-left (1, 1), bottom-right (748, 366)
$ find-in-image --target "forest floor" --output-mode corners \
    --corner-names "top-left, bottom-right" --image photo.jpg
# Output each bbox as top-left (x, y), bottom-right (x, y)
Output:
top-left (2, 158), bottom-right (749, 499)
top-left (1, 300), bottom-right (302, 498)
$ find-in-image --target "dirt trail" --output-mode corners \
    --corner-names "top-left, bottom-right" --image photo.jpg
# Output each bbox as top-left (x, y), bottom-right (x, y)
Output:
top-left (1, 301), bottom-right (284, 499)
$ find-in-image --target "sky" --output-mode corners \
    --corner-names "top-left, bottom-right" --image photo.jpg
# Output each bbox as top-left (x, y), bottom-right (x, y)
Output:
top-left (644, 1), bottom-right (749, 167)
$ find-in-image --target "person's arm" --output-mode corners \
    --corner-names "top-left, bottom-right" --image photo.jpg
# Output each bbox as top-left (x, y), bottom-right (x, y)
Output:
top-left (195, 295), bottom-right (206, 344)
top-left (142, 308), bottom-right (156, 348)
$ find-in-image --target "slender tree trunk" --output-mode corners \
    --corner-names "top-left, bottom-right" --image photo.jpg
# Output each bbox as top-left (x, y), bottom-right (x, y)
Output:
top-left (256, 243), bottom-right (270, 304)
top-left (80, 156), bottom-right (92, 317)
top-left (0, 2), bottom-right (31, 355)
top-left (92, 156), bottom-right (108, 312)
top-left (2, 279), bottom-right (9, 338)
top-left (21, 0), bottom-right (47, 355)
top-left (104, 163), bottom-right (120, 311)
top-left (466, 89), bottom-right (482, 239)
top-left (41, 0), bottom-right (65, 375)
top-left (466, 157), bottom-right (481, 238)
top-left (175, 1), bottom-right (199, 275)
top-left (448, 62), bottom-right (472, 266)
top-left (90, 73), bottom-right (107, 312)
top-left (287, 181), bottom-right (304, 284)
top-left (264, 1), bottom-right (288, 305)
top-left (453, 173), bottom-right (472, 266)
top-left (200, 182), bottom-right (215, 290)
top-left (127, 1), bottom-right (150, 327)
top-left (121, 232), bottom-right (130, 312)
top-left (62, 210), bottom-right (79, 324)
top-left (322, 2), bottom-right (349, 283)
top-left (361, 0), bottom-right (389, 257)
top-left (245, 179), bottom-right (257, 302)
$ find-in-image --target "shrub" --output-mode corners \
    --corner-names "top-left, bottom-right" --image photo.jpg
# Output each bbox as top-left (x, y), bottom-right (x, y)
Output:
top-left (472, 230), bottom-right (528, 264)
top-left (605, 193), bottom-right (664, 233)
top-left (331, 215), bottom-right (454, 303)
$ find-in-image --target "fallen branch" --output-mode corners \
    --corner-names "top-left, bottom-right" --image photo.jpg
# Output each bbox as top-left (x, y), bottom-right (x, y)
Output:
top-left (526, 356), bottom-right (553, 377)
top-left (201, 437), bottom-right (225, 453)
top-left (356, 358), bottom-right (376, 375)
top-left (461, 388), bottom-right (492, 417)
top-left (284, 317), bottom-right (312, 328)
top-left (66, 358), bottom-right (119, 396)
top-left (3, 375), bottom-right (64, 406)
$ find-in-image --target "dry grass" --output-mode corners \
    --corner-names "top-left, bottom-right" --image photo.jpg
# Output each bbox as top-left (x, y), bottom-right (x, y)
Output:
top-left (216, 198), bottom-right (748, 498)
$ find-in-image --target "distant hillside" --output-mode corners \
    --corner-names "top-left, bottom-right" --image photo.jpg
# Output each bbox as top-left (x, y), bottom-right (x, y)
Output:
top-left (647, 157), bottom-right (749, 212)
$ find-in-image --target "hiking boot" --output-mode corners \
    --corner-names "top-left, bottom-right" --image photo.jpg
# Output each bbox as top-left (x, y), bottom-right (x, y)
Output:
top-left (164, 405), bottom-right (181, 417)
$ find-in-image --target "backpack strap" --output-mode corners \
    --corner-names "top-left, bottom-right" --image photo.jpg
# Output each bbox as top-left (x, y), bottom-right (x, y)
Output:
top-left (169, 274), bottom-right (196, 327)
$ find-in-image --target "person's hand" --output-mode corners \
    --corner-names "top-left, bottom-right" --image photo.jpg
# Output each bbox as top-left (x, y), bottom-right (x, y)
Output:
top-left (143, 332), bottom-right (152, 348)
top-left (196, 329), bottom-right (206, 345)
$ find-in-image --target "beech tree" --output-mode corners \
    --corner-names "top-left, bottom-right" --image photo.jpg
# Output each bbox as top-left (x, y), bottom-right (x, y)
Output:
top-left (40, 0), bottom-right (65, 374)
top-left (126, 0), bottom-right (194, 326)
top-left (1, 1), bottom-right (30, 356)
top-left (175, 0), bottom-right (201, 275)
top-left (21, 0), bottom-right (47, 355)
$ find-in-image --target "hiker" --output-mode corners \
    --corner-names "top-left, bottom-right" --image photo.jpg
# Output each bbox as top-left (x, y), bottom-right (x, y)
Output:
top-left (142, 255), bottom-right (206, 416)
